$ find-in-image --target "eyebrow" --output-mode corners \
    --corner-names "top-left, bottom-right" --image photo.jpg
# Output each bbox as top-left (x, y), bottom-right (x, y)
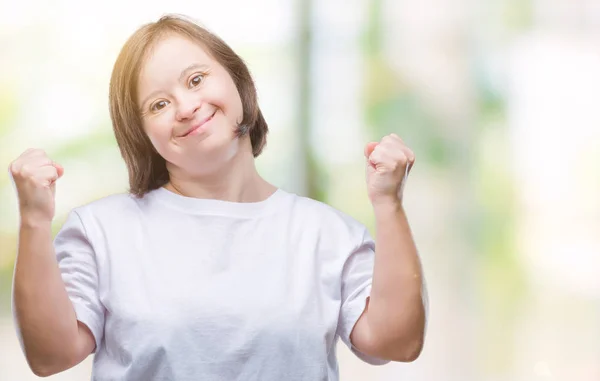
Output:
top-left (179, 63), bottom-right (208, 82)
top-left (139, 63), bottom-right (209, 109)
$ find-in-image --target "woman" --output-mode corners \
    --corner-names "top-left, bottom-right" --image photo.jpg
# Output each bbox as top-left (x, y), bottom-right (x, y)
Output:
top-left (10, 14), bottom-right (427, 380)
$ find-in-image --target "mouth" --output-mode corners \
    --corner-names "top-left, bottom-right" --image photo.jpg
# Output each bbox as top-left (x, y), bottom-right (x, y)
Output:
top-left (180, 111), bottom-right (216, 138)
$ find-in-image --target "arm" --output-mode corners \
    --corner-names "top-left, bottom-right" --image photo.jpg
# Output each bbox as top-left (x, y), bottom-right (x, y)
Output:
top-left (10, 149), bottom-right (95, 377)
top-left (350, 134), bottom-right (426, 362)
top-left (14, 220), bottom-right (96, 376)
top-left (350, 202), bottom-right (426, 362)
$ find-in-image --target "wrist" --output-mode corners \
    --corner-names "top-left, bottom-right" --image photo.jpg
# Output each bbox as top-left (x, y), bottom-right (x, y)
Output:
top-left (370, 196), bottom-right (403, 212)
top-left (19, 211), bottom-right (53, 229)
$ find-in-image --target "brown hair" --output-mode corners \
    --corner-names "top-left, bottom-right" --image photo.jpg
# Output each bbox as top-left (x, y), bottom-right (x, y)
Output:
top-left (109, 14), bottom-right (268, 197)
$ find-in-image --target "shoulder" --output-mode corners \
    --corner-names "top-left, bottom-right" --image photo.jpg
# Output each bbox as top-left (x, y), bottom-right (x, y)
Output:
top-left (280, 191), bottom-right (374, 261)
top-left (65, 192), bottom-right (154, 231)
top-left (73, 192), bottom-right (140, 216)
top-left (283, 190), bottom-right (368, 238)
top-left (56, 191), bottom-right (153, 245)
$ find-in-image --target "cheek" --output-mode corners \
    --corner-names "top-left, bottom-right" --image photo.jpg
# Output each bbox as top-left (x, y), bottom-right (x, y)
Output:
top-left (231, 89), bottom-right (244, 122)
top-left (222, 89), bottom-right (243, 125)
top-left (144, 118), bottom-right (173, 151)
top-left (210, 78), bottom-right (244, 123)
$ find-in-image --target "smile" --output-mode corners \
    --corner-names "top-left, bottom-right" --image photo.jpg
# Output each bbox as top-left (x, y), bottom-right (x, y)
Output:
top-left (180, 111), bottom-right (216, 137)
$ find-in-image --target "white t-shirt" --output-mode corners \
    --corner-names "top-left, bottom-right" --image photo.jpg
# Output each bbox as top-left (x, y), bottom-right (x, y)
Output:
top-left (54, 187), bottom-right (389, 380)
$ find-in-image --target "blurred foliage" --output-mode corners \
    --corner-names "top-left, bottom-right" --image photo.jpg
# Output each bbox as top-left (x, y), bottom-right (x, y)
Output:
top-left (297, 0), bottom-right (327, 202)
top-left (0, 235), bottom-right (16, 315)
top-left (0, 93), bottom-right (18, 137)
top-left (0, 83), bottom-right (19, 186)
top-left (362, 0), bottom-right (451, 168)
top-left (49, 128), bottom-right (117, 164)
top-left (470, 20), bottom-right (528, 371)
top-left (472, 125), bottom-right (526, 373)
top-left (0, 84), bottom-right (19, 313)
top-left (503, 0), bottom-right (534, 31)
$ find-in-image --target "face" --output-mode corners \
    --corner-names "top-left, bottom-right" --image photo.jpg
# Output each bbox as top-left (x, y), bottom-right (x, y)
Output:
top-left (137, 33), bottom-right (245, 176)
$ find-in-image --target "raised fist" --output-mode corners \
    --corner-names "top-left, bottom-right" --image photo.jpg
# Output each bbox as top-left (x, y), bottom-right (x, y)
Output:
top-left (9, 149), bottom-right (64, 223)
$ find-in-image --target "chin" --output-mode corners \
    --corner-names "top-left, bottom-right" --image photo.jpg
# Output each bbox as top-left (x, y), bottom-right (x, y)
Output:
top-left (184, 145), bottom-right (240, 172)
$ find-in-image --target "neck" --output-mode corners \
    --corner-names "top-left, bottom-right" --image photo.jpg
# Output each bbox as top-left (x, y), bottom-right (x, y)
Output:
top-left (164, 142), bottom-right (275, 203)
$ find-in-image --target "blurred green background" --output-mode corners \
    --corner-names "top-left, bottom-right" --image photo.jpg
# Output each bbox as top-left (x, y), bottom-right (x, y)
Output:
top-left (1, 0), bottom-right (599, 380)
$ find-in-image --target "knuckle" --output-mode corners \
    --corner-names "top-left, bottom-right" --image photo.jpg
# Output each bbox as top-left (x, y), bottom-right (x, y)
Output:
top-left (372, 150), bottom-right (383, 161)
top-left (10, 163), bottom-right (26, 178)
top-left (8, 161), bottom-right (18, 174)
top-left (19, 164), bottom-right (36, 178)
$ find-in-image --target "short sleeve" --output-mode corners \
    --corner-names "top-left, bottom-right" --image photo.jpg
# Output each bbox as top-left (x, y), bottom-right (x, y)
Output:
top-left (337, 227), bottom-right (390, 365)
top-left (54, 210), bottom-right (105, 353)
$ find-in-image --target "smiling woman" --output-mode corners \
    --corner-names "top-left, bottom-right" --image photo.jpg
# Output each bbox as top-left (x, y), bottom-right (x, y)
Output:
top-left (9, 13), bottom-right (426, 381)
top-left (109, 15), bottom-right (269, 197)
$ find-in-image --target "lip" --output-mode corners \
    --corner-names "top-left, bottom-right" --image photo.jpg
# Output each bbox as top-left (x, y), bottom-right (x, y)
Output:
top-left (179, 111), bottom-right (216, 137)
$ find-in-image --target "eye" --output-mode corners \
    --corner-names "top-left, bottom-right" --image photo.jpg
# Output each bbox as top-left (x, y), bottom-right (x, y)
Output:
top-left (150, 100), bottom-right (170, 112)
top-left (188, 74), bottom-right (204, 88)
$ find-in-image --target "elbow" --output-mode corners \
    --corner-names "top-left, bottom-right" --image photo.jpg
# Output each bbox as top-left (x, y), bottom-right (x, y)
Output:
top-left (31, 367), bottom-right (56, 378)
top-left (28, 359), bottom-right (59, 378)
top-left (370, 326), bottom-right (425, 363)
top-left (25, 349), bottom-right (78, 377)
top-left (373, 316), bottom-right (425, 363)
top-left (28, 359), bottom-right (72, 378)
top-left (21, 323), bottom-right (94, 377)
top-left (390, 337), bottom-right (424, 362)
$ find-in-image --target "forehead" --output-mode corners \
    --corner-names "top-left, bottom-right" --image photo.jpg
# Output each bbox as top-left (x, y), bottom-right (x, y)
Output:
top-left (138, 33), bottom-right (215, 89)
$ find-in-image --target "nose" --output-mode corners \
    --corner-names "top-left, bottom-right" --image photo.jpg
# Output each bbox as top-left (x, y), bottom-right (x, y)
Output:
top-left (175, 96), bottom-right (201, 122)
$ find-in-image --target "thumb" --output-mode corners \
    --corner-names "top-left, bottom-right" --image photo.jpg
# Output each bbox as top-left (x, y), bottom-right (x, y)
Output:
top-left (364, 142), bottom-right (378, 159)
top-left (52, 162), bottom-right (64, 179)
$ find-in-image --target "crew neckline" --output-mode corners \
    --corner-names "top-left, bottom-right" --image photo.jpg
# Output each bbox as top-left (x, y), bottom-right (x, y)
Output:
top-left (147, 186), bottom-right (286, 217)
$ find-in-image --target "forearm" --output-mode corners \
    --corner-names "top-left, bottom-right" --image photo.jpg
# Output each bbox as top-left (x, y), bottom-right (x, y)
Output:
top-left (13, 219), bottom-right (81, 375)
top-left (367, 201), bottom-right (426, 353)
